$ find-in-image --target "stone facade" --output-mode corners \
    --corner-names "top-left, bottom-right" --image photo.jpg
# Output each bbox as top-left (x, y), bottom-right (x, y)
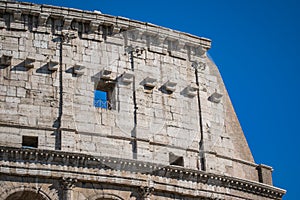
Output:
top-left (0, 0), bottom-right (285, 199)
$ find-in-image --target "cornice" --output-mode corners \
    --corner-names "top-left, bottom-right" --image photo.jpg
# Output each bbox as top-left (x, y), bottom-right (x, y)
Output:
top-left (0, 146), bottom-right (286, 199)
top-left (0, 0), bottom-right (210, 58)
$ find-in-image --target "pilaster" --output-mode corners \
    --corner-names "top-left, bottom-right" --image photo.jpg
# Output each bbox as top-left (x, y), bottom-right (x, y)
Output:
top-left (60, 177), bottom-right (77, 200)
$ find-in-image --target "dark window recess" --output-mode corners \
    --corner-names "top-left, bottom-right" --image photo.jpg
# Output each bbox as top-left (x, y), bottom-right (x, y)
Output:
top-left (100, 25), bottom-right (113, 39)
top-left (169, 152), bottom-right (184, 167)
top-left (22, 136), bottom-right (38, 148)
top-left (94, 80), bottom-right (115, 110)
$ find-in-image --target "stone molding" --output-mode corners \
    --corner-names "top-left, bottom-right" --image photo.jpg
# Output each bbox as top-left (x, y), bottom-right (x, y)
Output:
top-left (0, 146), bottom-right (286, 199)
top-left (0, 0), bottom-right (211, 58)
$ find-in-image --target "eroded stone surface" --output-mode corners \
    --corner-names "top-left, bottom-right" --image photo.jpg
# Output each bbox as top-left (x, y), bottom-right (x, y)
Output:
top-left (0, 1), bottom-right (285, 199)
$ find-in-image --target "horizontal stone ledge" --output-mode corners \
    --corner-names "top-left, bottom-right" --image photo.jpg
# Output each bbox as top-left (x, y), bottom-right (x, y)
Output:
top-left (0, 122), bottom-right (56, 132)
top-left (0, 0), bottom-right (211, 52)
top-left (74, 131), bottom-right (200, 153)
top-left (204, 150), bottom-right (259, 167)
top-left (0, 146), bottom-right (286, 199)
top-left (0, 168), bottom-right (234, 199)
top-left (0, 166), bottom-right (286, 200)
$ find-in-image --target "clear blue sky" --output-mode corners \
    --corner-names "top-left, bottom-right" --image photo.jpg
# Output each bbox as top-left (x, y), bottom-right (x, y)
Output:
top-left (22, 0), bottom-right (299, 199)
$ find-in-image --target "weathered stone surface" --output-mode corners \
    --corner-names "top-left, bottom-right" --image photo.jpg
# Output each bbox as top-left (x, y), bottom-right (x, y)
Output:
top-left (0, 1), bottom-right (285, 200)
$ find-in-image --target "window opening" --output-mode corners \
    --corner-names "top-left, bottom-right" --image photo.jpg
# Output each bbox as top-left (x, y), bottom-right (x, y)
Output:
top-left (94, 80), bottom-right (115, 110)
top-left (22, 136), bottom-right (38, 148)
top-left (169, 152), bottom-right (184, 167)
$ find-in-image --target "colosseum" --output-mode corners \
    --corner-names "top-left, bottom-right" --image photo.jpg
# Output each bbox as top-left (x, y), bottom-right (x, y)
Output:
top-left (0, 1), bottom-right (285, 199)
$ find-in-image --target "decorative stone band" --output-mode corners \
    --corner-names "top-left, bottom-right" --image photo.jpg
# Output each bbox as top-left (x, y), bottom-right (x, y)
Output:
top-left (0, 0), bottom-right (211, 58)
top-left (0, 146), bottom-right (286, 199)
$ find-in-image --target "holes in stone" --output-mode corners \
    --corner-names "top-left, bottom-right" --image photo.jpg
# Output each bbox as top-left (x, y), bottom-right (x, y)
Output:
top-left (22, 136), bottom-right (38, 148)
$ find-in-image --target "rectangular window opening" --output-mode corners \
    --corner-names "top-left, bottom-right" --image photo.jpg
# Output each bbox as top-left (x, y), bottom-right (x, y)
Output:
top-left (169, 152), bottom-right (184, 167)
top-left (94, 80), bottom-right (115, 110)
top-left (22, 136), bottom-right (38, 148)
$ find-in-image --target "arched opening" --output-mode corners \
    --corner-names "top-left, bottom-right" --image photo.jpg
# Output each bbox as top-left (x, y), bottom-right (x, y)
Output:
top-left (96, 199), bottom-right (115, 200)
top-left (88, 193), bottom-right (124, 200)
top-left (6, 190), bottom-right (49, 200)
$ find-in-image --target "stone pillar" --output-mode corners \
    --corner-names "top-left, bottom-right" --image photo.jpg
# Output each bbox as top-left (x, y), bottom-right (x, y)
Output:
top-left (139, 186), bottom-right (154, 200)
top-left (60, 177), bottom-right (77, 200)
top-left (257, 164), bottom-right (273, 185)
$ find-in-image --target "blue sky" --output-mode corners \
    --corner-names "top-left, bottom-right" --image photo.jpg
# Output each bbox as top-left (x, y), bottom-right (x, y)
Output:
top-left (22, 0), bottom-right (299, 199)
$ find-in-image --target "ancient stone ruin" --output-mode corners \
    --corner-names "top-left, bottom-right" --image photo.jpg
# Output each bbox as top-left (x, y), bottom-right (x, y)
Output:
top-left (0, 0), bottom-right (285, 199)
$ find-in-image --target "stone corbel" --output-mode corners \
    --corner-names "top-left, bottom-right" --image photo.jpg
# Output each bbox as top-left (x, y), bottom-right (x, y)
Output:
top-left (63, 17), bottom-right (73, 30)
top-left (112, 25), bottom-right (121, 35)
top-left (25, 57), bottom-right (35, 69)
top-left (126, 29), bottom-right (142, 41)
top-left (119, 25), bottom-right (129, 33)
top-left (155, 35), bottom-right (165, 46)
top-left (195, 45), bottom-right (206, 57)
top-left (186, 43), bottom-right (206, 58)
top-left (73, 64), bottom-right (85, 76)
top-left (37, 13), bottom-right (49, 32)
top-left (185, 83), bottom-right (199, 97)
top-left (13, 11), bottom-right (22, 22)
top-left (48, 60), bottom-right (59, 71)
top-left (112, 25), bottom-right (128, 38)
top-left (142, 32), bottom-right (164, 46)
top-left (163, 80), bottom-right (177, 93)
top-left (9, 10), bottom-right (24, 30)
top-left (148, 35), bottom-right (167, 55)
top-left (208, 92), bottom-right (223, 103)
top-left (166, 39), bottom-right (187, 59)
top-left (0, 55), bottom-right (12, 66)
top-left (143, 77), bottom-right (157, 88)
top-left (38, 13), bottom-right (49, 26)
top-left (89, 21), bottom-right (100, 33)
top-left (100, 69), bottom-right (116, 81)
top-left (177, 40), bottom-right (186, 51)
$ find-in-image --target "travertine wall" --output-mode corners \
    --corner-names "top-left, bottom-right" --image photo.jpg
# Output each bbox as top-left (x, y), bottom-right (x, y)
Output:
top-left (0, 1), bottom-right (285, 199)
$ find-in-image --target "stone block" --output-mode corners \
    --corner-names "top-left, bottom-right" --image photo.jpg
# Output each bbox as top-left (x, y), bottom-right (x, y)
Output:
top-left (16, 87), bottom-right (26, 98)
top-left (7, 86), bottom-right (16, 97)
top-left (0, 85), bottom-right (7, 96)
top-left (5, 96), bottom-right (20, 103)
